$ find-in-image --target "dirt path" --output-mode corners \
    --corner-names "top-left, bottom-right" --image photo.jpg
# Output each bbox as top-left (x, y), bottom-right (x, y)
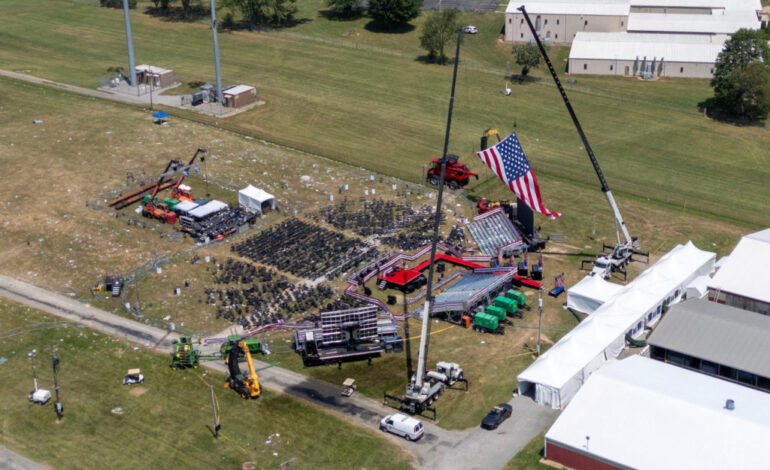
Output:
top-left (0, 275), bottom-right (557, 469)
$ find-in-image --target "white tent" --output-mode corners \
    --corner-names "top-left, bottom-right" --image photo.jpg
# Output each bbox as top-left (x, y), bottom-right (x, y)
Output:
top-left (517, 241), bottom-right (715, 409)
top-left (707, 228), bottom-right (770, 314)
top-left (188, 200), bottom-right (228, 219)
top-left (685, 275), bottom-right (710, 299)
top-left (238, 185), bottom-right (275, 216)
top-left (566, 275), bottom-right (625, 314)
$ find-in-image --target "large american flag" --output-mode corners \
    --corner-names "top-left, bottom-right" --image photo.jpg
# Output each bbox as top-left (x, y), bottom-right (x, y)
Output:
top-left (476, 133), bottom-right (560, 219)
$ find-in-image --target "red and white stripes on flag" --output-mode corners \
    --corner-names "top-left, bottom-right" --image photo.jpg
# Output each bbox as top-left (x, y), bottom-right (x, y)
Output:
top-left (476, 133), bottom-right (560, 219)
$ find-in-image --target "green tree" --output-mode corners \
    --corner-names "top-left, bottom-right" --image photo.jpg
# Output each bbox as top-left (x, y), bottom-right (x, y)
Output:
top-left (326, 0), bottom-right (361, 18)
top-left (419, 10), bottom-right (459, 64)
top-left (512, 42), bottom-right (542, 78)
top-left (368, 0), bottom-right (422, 28)
top-left (224, 0), bottom-right (297, 30)
top-left (714, 63), bottom-right (770, 121)
top-left (711, 29), bottom-right (770, 120)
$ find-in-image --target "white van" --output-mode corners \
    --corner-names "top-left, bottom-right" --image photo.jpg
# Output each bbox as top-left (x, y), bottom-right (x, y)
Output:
top-left (380, 414), bottom-right (424, 441)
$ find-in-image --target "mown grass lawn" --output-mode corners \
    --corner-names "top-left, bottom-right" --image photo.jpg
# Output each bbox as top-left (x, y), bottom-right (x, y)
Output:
top-left (0, 298), bottom-right (414, 470)
top-left (0, 0), bottom-right (767, 226)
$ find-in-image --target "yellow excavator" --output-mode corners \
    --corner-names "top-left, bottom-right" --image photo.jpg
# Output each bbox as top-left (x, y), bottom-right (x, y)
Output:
top-left (224, 340), bottom-right (260, 399)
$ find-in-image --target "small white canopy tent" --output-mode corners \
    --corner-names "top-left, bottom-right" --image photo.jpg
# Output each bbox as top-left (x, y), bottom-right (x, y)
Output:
top-left (518, 241), bottom-right (715, 409)
top-left (238, 185), bottom-right (275, 216)
top-left (685, 275), bottom-right (710, 300)
top-left (567, 275), bottom-right (625, 314)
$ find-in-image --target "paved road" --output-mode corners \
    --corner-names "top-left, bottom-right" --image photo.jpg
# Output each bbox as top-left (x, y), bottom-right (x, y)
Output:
top-left (0, 275), bottom-right (557, 469)
top-left (0, 446), bottom-right (49, 470)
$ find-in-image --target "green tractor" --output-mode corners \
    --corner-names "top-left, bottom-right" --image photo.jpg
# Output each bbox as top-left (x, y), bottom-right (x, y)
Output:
top-left (219, 334), bottom-right (270, 360)
top-left (170, 336), bottom-right (201, 369)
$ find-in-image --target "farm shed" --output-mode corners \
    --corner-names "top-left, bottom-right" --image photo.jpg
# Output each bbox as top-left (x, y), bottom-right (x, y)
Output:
top-left (238, 185), bottom-right (275, 216)
top-left (544, 356), bottom-right (770, 470)
top-left (568, 32), bottom-right (728, 78)
top-left (648, 298), bottom-right (770, 392)
top-left (517, 241), bottom-right (715, 409)
top-left (135, 64), bottom-right (175, 88)
top-left (223, 85), bottom-right (257, 108)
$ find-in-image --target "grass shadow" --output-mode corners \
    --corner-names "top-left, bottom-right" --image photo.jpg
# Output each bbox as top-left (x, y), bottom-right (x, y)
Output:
top-left (318, 7), bottom-right (365, 21)
top-left (364, 20), bottom-right (415, 34)
top-left (697, 97), bottom-right (768, 128)
top-left (414, 54), bottom-right (455, 66)
top-left (144, 5), bottom-right (210, 22)
top-left (510, 74), bottom-right (542, 84)
top-left (220, 17), bottom-right (312, 32)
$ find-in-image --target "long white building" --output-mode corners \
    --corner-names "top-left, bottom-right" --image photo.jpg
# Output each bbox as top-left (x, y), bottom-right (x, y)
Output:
top-left (505, 0), bottom-right (763, 78)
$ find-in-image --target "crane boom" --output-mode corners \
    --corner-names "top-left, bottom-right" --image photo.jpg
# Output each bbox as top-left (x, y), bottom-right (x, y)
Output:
top-left (413, 30), bottom-right (463, 391)
top-left (517, 6), bottom-right (634, 248)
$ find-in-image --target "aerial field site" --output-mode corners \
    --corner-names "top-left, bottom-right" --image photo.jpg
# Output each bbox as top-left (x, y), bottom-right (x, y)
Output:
top-left (1, 0), bottom-right (769, 469)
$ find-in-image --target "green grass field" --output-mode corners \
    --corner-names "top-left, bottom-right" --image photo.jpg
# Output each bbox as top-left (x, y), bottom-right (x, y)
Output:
top-left (0, 298), bottom-right (414, 470)
top-left (0, 0), bottom-right (767, 227)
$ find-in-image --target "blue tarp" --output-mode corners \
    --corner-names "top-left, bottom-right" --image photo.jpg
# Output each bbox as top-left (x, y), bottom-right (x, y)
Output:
top-left (152, 112), bottom-right (169, 119)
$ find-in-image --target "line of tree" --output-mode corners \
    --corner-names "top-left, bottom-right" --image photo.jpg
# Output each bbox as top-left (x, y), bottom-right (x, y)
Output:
top-left (710, 29), bottom-right (770, 122)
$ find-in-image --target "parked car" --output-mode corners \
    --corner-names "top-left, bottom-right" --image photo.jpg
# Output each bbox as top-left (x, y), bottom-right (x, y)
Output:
top-left (463, 25), bottom-right (478, 34)
top-left (481, 403), bottom-right (512, 430)
top-left (380, 413), bottom-right (424, 441)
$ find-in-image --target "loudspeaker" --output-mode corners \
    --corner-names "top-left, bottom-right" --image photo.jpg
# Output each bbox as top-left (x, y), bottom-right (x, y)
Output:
top-left (387, 295), bottom-right (397, 305)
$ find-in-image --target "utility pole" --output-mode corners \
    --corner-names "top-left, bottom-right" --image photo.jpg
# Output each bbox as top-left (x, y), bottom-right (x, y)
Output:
top-left (51, 346), bottom-right (63, 420)
top-left (210, 0), bottom-right (223, 104)
top-left (536, 287), bottom-right (544, 356)
top-left (122, 0), bottom-right (137, 87)
top-left (210, 385), bottom-right (221, 438)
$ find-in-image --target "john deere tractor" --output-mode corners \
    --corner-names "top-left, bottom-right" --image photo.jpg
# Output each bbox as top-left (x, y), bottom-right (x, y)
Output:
top-left (170, 336), bottom-right (201, 369)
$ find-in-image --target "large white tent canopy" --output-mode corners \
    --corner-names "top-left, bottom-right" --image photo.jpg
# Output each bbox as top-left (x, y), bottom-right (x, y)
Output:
top-left (238, 185), bottom-right (276, 215)
top-left (518, 241), bottom-right (715, 409)
top-left (566, 275), bottom-right (625, 314)
top-left (708, 228), bottom-right (770, 305)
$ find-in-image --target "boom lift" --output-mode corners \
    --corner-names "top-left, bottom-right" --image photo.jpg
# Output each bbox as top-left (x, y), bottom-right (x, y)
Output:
top-left (142, 167), bottom-right (178, 224)
top-left (224, 340), bottom-right (261, 399)
top-left (171, 148), bottom-right (208, 202)
top-left (518, 6), bottom-right (648, 279)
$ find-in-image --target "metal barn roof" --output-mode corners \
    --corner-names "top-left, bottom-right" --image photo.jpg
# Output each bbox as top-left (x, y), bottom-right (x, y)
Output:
top-left (223, 85), bottom-right (256, 96)
top-left (708, 228), bottom-right (770, 304)
top-left (627, 9), bottom-right (761, 33)
top-left (506, 0), bottom-right (630, 16)
top-left (135, 64), bottom-right (173, 75)
top-left (569, 31), bottom-right (728, 63)
top-left (546, 356), bottom-right (770, 470)
top-left (648, 298), bottom-right (770, 378)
